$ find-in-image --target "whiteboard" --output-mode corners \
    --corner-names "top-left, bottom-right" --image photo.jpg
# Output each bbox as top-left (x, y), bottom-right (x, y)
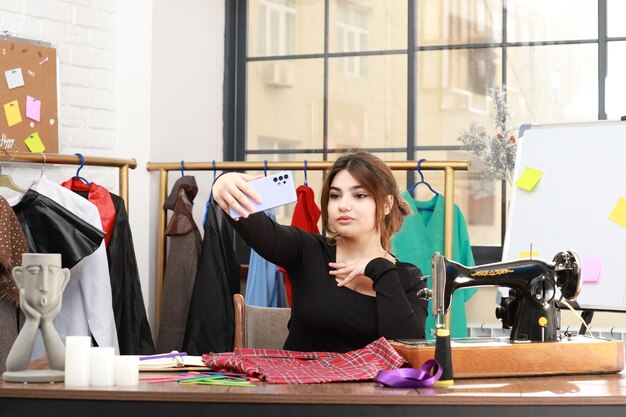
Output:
top-left (503, 121), bottom-right (626, 311)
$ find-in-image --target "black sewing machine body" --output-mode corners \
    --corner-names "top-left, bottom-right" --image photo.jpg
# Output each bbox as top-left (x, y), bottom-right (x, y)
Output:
top-left (428, 251), bottom-right (582, 342)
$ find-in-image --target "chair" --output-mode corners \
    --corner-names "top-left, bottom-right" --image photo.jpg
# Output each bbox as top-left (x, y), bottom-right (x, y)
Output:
top-left (233, 293), bottom-right (291, 349)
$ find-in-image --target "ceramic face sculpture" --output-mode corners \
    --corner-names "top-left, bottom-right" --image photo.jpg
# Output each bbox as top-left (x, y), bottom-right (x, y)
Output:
top-left (15, 254), bottom-right (67, 316)
top-left (3, 253), bottom-right (70, 382)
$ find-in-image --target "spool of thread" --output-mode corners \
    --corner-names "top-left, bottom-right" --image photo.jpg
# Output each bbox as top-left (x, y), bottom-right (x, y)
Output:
top-left (89, 347), bottom-right (115, 387)
top-left (64, 336), bottom-right (92, 387)
top-left (433, 328), bottom-right (454, 386)
top-left (114, 356), bottom-right (139, 386)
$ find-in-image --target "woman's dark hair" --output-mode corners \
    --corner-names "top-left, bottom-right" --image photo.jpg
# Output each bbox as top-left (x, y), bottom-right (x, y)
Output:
top-left (320, 150), bottom-right (410, 251)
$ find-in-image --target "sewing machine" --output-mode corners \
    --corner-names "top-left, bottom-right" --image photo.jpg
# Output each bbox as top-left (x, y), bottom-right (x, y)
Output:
top-left (422, 250), bottom-right (582, 342)
top-left (391, 251), bottom-right (624, 378)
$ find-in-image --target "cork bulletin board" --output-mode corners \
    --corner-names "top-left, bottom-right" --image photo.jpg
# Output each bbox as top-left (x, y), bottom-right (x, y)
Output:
top-left (0, 36), bottom-right (58, 153)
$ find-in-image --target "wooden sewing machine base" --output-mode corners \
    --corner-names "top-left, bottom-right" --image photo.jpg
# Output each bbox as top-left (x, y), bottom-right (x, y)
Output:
top-left (390, 336), bottom-right (625, 379)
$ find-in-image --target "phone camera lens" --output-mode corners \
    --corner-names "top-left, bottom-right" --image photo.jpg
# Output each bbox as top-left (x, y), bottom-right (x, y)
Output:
top-left (279, 176), bottom-right (283, 181)
top-left (284, 174), bottom-right (289, 179)
top-left (273, 177), bottom-right (278, 182)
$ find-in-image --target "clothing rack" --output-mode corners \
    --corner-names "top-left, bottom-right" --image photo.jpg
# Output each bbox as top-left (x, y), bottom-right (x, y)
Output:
top-left (0, 151), bottom-right (137, 209)
top-left (146, 160), bottom-right (470, 329)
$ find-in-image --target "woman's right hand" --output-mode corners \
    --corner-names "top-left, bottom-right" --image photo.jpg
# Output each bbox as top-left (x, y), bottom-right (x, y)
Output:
top-left (212, 172), bottom-right (263, 218)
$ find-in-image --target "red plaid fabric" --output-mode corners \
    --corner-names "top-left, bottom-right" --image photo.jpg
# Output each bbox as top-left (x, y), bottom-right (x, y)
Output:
top-left (201, 337), bottom-right (406, 384)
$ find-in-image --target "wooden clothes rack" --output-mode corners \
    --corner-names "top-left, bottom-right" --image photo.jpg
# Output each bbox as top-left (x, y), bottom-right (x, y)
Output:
top-left (0, 151), bottom-right (137, 209)
top-left (146, 160), bottom-right (470, 328)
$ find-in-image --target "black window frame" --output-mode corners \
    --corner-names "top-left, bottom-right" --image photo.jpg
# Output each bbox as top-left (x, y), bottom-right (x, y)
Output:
top-left (223, 0), bottom-right (614, 253)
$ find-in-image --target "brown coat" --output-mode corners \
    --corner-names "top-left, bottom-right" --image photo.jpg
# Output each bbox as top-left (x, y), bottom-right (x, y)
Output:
top-left (155, 176), bottom-right (202, 352)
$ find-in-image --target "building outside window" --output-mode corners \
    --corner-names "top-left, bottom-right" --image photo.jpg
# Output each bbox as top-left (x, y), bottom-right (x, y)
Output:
top-left (335, 1), bottom-right (370, 77)
top-left (256, 0), bottom-right (297, 56)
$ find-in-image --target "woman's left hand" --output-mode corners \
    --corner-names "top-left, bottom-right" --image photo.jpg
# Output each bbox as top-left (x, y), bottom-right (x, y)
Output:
top-left (329, 258), bottom-right (373, 287)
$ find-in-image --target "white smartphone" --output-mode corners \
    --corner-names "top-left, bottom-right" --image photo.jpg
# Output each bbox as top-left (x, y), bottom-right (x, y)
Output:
top-left (229, 170), bottom-right (297, 218)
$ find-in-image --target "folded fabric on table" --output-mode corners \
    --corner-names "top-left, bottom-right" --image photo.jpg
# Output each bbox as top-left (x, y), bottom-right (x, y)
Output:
top-left (201, 337), bottom-right (405, 384)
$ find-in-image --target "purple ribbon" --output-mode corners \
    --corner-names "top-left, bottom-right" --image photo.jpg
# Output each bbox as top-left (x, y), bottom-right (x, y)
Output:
top-left (373, 359), bottom-right (442, 388)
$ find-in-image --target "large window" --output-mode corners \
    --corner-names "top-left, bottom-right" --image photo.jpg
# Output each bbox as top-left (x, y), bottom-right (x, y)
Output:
top-left (226, 0), bottom-right (620, 247)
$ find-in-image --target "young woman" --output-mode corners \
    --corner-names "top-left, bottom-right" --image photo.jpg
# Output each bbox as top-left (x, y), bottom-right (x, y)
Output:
top-left (213, 150), bottom-right (427, 352)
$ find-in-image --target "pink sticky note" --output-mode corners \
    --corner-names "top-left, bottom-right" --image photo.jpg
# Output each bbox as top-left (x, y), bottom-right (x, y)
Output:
top-left (26, 96), bottom-right (41, 122)
top-left (582, 258), bottom-right (602, 283)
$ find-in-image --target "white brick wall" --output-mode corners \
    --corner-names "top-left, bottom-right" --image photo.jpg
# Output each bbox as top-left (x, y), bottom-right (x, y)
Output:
top-left (1, 0), bottom-right (23, 14)
top-left (24, 0), bottom-right (73, 23)
top-left (0, 0), bottom-right (118, 182)
top-left (1, 0), bottom-right (225, 331)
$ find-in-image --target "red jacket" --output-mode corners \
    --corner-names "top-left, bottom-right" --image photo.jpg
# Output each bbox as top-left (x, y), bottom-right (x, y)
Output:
top-left (61, 177), bottom-right (116, 247)
top-left (280, 184), bottom-right (321, 305)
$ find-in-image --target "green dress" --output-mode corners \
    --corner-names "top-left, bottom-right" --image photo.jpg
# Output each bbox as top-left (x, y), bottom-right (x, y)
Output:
top-left (391, 191), bottom-right (477, 339)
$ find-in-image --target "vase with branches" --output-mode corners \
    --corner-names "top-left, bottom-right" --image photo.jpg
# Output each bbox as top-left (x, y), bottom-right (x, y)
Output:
top-left (457, 88), bottom-right (518, 184)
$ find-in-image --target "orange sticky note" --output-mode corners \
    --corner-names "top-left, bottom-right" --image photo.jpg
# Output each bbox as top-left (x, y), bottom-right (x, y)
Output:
top-left (519, 251), bottom-right (539, 259)
top-left (609, 197), bottom-right (626, 228)
top-left (514, 167), bottom-right (543, 191)
top-left (4, 100), bottom-right (22, 127)
top-left (24, 131), bottom-right (45, 153)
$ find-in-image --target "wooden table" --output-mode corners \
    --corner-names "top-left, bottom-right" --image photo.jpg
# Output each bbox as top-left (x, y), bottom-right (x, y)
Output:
top-left (2, 371), bottom-right (626, 417)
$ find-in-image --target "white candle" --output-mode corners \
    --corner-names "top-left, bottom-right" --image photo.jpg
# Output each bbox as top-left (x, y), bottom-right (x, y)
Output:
top-left (89, 347), bottom-right (115, 387)
top-left (114, 356), bottom-right (139, 386)
top-left (64, 336), bottom-right (91, 387)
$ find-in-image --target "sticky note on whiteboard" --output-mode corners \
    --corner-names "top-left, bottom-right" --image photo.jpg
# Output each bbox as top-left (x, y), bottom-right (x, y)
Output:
top-left (582, 258), bottom-right (602, 283)
top-left (514, 167), bottom-right (543, 191)
top-left (609, 197), bottom-right (626, 228)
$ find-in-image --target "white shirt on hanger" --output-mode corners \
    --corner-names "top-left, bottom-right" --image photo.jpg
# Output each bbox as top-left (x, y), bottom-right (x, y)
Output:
top-left (27, 175), bottom-right (119, 359)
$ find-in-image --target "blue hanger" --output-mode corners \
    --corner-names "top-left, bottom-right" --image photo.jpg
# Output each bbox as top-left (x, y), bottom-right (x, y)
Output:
top-left (73, 153), bottom-right (91, 186)
top-left (408, 159), bottom-right (438, 196)
top-left (303, 160), bottom-right (308, 186)
top-left (263, 160), bottom-right (268, 177)
top-left (180, 160), bottom-right (185, 176)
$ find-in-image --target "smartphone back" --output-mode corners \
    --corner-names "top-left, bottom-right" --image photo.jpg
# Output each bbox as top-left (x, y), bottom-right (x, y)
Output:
top-left (229, 171), bottom-right (297, 218)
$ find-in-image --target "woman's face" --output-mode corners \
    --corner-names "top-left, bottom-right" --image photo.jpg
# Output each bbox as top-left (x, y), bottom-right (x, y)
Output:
top-left (327, 170), bottom-right (378, 240)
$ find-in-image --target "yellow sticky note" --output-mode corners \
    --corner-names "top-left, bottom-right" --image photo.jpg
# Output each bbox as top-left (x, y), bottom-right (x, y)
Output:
top-left (609, 197), bottom-right (626, 228)
top-left (519, 251), bottom-right (539, 259)
top-left (514, 167), bottom-right (543, 191)
top-left (4, 100), bottom-right (22, 127)
top-left (24, 131), bottom-right (45, 153)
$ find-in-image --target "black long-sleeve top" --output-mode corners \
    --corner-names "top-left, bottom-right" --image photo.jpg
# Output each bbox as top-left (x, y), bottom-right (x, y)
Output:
top-left (228, 209), bottom-right (428, 352)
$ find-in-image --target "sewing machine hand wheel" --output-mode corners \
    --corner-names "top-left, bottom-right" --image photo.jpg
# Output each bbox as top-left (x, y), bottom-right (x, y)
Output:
top-left (553, 250), bottom-right (582, 301)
